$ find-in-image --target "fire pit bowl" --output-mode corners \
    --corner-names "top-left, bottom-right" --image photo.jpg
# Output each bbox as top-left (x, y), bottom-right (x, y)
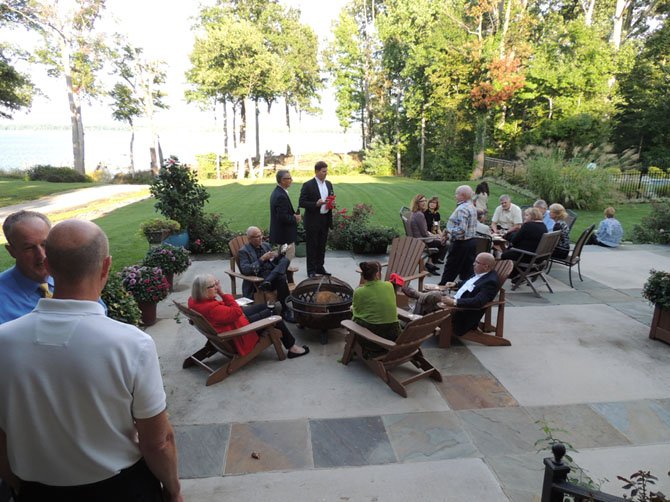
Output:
top-left (287, 275), bottom-right (353, 344)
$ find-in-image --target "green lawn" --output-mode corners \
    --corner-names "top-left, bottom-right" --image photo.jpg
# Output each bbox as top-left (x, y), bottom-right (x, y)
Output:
top-left (0, 174), bottom-right (653, 272)
top-left (0, 178), bottom-right (97, 207)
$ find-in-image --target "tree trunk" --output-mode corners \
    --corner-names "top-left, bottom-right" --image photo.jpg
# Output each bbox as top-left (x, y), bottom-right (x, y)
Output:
top-left (419, 106), bottom-right (426, 172)
top-left (610, 0), bottom-right (630, 50)
top-left (285, 97), bottom-right (291, 132)
top-left (583, 0), bottom-right (595, 26)
top-left (232, 102), bottom-right (238, 149)
top-left (395, 93), bottom-right (402, 176)
top-left (361, 101), bottom-right (366, 150)
top-left (499, 0), bottom-right (512, 58)
top-left (129, 122), bottom-right (135, 173)
top-left (254, 99), bottom-right (260, 162)
top-left (63, 43), bottom-right (85, 174)
top-left (472, 111), bottom-right (487, 179)
top-left (240, 99), bottom-right (247, 145)
top-left (222, 99), bottom-right (229, 156)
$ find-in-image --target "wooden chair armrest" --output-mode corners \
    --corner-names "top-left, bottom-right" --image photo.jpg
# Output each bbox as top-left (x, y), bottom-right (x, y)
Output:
top-left (341, 320), bottom-right (397, 349)
top-left (511, 248), bottom-right (536, 258)
top-left (225, 269), bottom-right (264, 283)
top-left (288, 266), bottom-right (298, 273)
top-left (402, 271), bottom-right (429, 282)
top-left (217, 315), bottom-right (283, 340)
top-left (396, 307), bottom-right (422, 322)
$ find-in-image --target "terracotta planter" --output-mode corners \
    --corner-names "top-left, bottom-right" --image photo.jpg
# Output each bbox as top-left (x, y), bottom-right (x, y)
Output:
top-left (138, 301), bottom-right (158, 326)
top-left (165, 272), bottom-right (174, 292)
top-left (650, 305), bottom-right (670, 345)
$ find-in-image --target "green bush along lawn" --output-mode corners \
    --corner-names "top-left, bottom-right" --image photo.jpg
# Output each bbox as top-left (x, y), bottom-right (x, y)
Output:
top-left (0, 178), bottom-right (97, 207)
top-left (0, 175), bottom-right (653, 272)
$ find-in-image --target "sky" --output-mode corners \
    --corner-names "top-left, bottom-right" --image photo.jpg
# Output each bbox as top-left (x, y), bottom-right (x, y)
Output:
top-left (0, 0), bottom-right (350, 130)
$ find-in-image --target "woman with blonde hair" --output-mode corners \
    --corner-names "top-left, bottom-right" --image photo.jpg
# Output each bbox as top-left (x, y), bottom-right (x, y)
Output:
top-left (549, 203), bottom-right (570, 259)
top-left (408, 194), bottom-right (446, 273)
top-left (188, 274), bottom-right (308, 358)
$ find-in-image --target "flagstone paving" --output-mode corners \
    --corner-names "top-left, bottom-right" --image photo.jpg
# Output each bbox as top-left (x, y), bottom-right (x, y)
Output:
top-left (146, 244), bottom-right (670, 501)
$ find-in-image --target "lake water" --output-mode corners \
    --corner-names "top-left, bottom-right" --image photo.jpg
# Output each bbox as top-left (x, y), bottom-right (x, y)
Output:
top-left (0, 127), bottom-right (361, 172)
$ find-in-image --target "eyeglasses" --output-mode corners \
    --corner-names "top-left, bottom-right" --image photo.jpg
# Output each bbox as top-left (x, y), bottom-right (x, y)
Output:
top-left (206, 284), bottom-right (216, 289)
top-left (250, 234), bottom-right (263, 239)
top-left (282, 177), bottom-right (292, 180)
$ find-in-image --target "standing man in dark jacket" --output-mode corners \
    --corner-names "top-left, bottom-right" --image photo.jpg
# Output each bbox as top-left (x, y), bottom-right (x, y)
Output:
top-left (299, 161), bottom-right (335, 277)
top-left (269, 169), bottom-right (301, 246)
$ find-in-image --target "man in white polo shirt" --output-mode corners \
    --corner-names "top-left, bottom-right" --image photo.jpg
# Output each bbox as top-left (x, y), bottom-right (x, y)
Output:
top-left (0, 220), bottom-right (182, 502)
top-left (491, 194), bottom-right (522, 236)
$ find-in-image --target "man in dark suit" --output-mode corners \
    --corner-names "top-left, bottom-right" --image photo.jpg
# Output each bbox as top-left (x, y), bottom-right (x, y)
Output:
top-left (298, 161), bottom-right (334, 277)
top-left (441, 252), bottom-right (499, 336)
top-left (239, 226), bottom-right (295, 323)
top-left (269, 169), bottom-right (301, 246)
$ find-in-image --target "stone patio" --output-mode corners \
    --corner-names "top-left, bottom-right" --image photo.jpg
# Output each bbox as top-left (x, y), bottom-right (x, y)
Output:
top-left (146, 244), bottom-right (670, 501)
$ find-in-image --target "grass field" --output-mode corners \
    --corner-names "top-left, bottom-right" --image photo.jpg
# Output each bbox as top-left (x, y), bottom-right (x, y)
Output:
top-left (0, 174), bottom-right (653, 272)
top-left (0, 178), bottom-right (97, 207)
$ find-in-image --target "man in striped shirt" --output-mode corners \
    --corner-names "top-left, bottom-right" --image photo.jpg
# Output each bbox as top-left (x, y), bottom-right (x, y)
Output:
top-left (439, 185), bottom-right (478, 285)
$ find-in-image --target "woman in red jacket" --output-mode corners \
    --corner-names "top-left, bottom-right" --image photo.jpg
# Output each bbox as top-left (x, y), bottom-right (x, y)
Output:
top-left (188, 274), bottom-right (308, 358)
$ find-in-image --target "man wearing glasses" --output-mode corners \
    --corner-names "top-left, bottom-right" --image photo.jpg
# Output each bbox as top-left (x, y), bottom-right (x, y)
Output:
top-left (239, 226), bottom-right (295, 323)
top-left (269, 169), bottom-right (301, 248)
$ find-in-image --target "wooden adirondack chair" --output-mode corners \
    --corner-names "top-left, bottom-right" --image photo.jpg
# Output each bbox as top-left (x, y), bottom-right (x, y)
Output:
top-left (434, 259), bottom-right (514, 348)
top-left (340, 309), bottom-right (450, 397)
top-left (510, 230), bottom-right (562, 298)
top-left (358, 236), bottom-right (431, 307)
top-left (400, 206), bottom-right (439, 257)
top-left (174, 300), bottom-right (286, 386)
top-left (225, 235), bottom-right (297, 304)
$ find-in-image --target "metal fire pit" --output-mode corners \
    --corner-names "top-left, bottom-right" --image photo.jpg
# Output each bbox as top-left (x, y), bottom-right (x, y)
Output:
top-left (287, 275), bottom-right (353, 344)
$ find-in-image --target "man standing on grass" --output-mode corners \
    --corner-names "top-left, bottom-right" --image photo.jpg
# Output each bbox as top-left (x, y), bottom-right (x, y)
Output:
top-left (299, 161), bottom-right (335, 277)
top-left (269, 169), bottom-right (301, 247)
top-left (0, 210), bottom-right (52, 324)
top-left (0, 219), bottom-right (182, 501)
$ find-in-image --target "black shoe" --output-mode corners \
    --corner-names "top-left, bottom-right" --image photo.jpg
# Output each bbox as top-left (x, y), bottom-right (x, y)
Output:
top-left (318, 268), bottom-right (331, 276)
top-left (287, 345), bottom-right (310, 359)
top-left (282, 309), bottom-right (296, 323)
top-left (259, 281), bottom-right (272, 291)
top-left (433, 259), bottom-right (444, 265)
top-left (425, 263), bottom-right (440, 276)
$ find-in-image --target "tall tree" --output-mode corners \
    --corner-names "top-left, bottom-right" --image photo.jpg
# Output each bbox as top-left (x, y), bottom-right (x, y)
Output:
top-left (109, 44), bottom-right (167, 173)
top-left (2, 0), bottom-right (108, 174)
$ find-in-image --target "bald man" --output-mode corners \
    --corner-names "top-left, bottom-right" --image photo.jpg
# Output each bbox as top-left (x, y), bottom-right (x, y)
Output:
top-left (0, 220), bottom-right (182, 502)
top-left (239, 226), bottom-right (295, 323)
top-left (441, 252), bottom-right (499, 336)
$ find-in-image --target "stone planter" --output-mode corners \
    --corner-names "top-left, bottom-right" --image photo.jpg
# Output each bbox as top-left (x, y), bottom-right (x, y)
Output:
top-left (650, 304), bottom-right (670, 345)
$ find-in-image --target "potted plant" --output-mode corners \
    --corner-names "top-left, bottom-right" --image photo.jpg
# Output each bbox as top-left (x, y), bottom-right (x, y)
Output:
top-left (139, 218), bottom-right (181, 245)
top-left (642, 269), bottom-right (670, 344)
top-left (120, 265), bottom-right (170, 326)
top-left (142, 243), bottom-right (191, 290)
top-left (101, 274), bottom-right (141, 326)
top-left (149, 155), bottom-right (210, 245)
top-left (350, 225), bottom-right (398, 254)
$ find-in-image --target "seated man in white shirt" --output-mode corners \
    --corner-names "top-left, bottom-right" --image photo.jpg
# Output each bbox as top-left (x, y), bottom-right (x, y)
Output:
top-left (441, 253), bottom-right (499, 336)
top-left (491, 195), bottom-right (522, 236)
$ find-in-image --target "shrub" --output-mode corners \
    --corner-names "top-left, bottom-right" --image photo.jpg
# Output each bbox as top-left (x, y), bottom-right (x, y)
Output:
top-left (112, 170), bottom-right (155, 184)
top-left (142, 244), bottom-right (191, 274)
top-left (328, 203), bottom-right (373, 250)
top-left (632, 201), bottom-right (670, 244)
top-left (26, 165), bottom-right (92, 183)
top-left (188, 213), bottom-right (238, 254)
top-left (524, 148), bottom-right (614, 209)
top-left (195, 153), bottom-right (234, 179)
top-left (0, 168), bottom-right (25, 179)
top-left (362, 141), bottom-right (394, 176)
top-left (120, 265), bottom-right (170, 304)
top-left (101, 273), bottom-right (141, 326)
top-left (150, 156), bottom-right (209, 230)
top-left (350, 225), bottom-right (398, 254)
top-left (642, 270), bottom-right (670, 310)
